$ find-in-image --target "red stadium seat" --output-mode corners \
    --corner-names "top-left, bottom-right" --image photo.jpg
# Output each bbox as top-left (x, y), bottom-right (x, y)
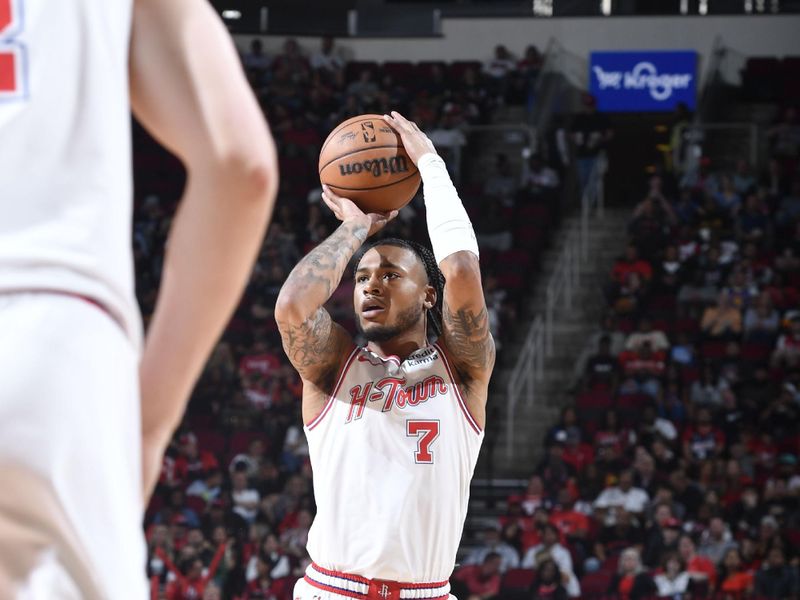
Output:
top-left (229, 431), bottom-right (269, 457)
top-left (496, 273), bottom-right (525, 290)
top-left (616, 394), bottom-right (650, 425)
top-left (517, 203), bottom-right (550, 222)
top-left (382, 61), bottom-right (415, 85)
top-left (616, 318), bottom-right (635, 333)
top-left (576, 391), bottom-right (614, 411)
top-left (344, 60), bottom-right (380, 83)
top-left (497, 249), bottom-right (532, 269)
top-left (681, 365), bottom-right (701, 384)
top-left (580, 569), bottom-right (613, 598)
top-left (448, 60), bottom-right (483, 82)
top-left (701, 340), bottom-right (727, 359)
top-left (741, 342), bottom-right (772, 362)
top-left (501, 568), bottom-right (535, 591)
top-left (675, 317), bottom-right (699, 335)
top-left (415, 60), bottom-right (447, 80)
top-left (194, 430), bottom-right (226, 456)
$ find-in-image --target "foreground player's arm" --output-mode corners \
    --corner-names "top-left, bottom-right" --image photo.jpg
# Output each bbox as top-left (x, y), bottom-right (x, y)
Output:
top-left (275, 194), bottom-right (396, 415)
top-left (130, 0), bottom-right (279, 500)
top-left (384, 113), bottom-right (495, 416)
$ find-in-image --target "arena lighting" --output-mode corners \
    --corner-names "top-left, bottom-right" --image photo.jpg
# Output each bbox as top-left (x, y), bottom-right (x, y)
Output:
top-left (221, 9), bottom-right (242, 19)
top-left (699, 0), bottom-right (708, 14)
top-left (532, 0), bottom-right (554, 16)
top-left (600, 0), bottom-right (612, 15)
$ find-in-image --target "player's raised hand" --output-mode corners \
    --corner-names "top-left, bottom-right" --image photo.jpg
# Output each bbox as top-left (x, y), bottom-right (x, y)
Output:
top-left (382, 111), bottom-right (438, 165)
top-left (321, 185), bottom-right (398, 238)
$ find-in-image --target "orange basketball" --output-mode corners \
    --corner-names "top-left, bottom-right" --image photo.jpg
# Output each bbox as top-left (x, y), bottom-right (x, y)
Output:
top-left (318, 114), bottom-right (421, 213)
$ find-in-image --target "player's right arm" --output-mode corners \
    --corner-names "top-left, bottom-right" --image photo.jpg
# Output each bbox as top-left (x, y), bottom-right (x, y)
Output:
top-left (130, 0), bottom-right (279, 501)
top-left (275, 188), bottom-right (396, 423)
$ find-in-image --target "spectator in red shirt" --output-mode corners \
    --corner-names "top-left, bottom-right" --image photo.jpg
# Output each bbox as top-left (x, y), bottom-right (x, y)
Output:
top-left (243, 560), bottom-right (280, 600)
top-left (560, 429), bottom-right (594, 473)
top-left (550, 488), bottom-right (590, 559)
top-left (239, 340), bottom-right (281, 379)
top-left (678, 534), bottom-right (717, 590)
top-left (174, 433), bottom-right (220, 485)
top-left (717, 547), bottom-right (754, 598)
top-left (163, 542), bottom-right (227, 600)
top-left (619, 341), bottom-right (666, 399)
top-left (453, 552), bottom-right (503, 600)
top-left (612, 244), bottom-right (653, 285)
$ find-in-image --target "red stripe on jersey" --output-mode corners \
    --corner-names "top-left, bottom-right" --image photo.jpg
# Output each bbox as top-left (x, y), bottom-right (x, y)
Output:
top-left (307, 345), bottom-right (359, 431)
top-left (434, 343), bottom-right (482, 434)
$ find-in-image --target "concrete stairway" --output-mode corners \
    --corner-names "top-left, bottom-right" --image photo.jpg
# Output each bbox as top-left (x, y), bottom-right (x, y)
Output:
top-left (457, 206), bottom-right (630, 560)
top-left (477, 206), bottom-right (631, 479)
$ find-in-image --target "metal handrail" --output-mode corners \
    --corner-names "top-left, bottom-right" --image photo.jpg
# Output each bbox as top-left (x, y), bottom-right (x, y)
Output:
top-left (504, 153), bottom-right (606, 457)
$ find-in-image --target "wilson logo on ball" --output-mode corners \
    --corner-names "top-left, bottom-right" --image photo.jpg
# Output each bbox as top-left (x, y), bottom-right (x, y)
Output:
top-left (338, 156), bottom-right (410, 178)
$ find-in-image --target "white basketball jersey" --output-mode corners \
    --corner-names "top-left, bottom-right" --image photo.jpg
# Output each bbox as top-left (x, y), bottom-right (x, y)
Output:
top-left (0, 0), bottom-right (140, 346)
top-left (305, 342), bottom-right (484, 583)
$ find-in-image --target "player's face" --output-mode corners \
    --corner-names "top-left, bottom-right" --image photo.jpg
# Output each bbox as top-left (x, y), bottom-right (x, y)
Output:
top-left (354, 246), bottom-right (434, 343)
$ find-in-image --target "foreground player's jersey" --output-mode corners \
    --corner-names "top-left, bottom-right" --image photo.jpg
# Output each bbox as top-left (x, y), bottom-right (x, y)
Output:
top-left (0, 0), bottom-right (140, 346)
top-left (305, 343), bottom-right (484, 583)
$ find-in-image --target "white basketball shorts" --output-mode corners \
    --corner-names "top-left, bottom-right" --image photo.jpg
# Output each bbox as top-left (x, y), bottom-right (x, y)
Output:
top-left (0, 293), bottom-right (148, 599)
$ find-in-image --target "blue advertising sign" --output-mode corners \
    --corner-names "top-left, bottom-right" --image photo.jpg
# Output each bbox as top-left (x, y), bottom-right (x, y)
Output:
top-left (589, 51), bottom-right (697, 112)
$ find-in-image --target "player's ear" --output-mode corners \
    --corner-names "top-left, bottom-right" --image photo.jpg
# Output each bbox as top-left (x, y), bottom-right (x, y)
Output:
top-left (424, 284), bottom-right (436, 310)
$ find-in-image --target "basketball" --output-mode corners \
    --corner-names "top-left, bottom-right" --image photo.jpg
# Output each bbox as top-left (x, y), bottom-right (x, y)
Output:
top-left (318, 114), bottom-right (421, 213)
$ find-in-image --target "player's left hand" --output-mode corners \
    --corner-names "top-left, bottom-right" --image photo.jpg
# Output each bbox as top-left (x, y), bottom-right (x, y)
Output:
top-left (382, 111), bottom-right (438, 165)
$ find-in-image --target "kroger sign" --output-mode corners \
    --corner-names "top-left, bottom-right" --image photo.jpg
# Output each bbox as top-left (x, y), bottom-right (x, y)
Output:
top-left (589, 51), bottom-right (697, 112)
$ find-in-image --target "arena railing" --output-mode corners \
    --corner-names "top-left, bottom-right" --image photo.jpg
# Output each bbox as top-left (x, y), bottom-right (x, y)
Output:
top-left (505, 152), bottom-right (607, 458)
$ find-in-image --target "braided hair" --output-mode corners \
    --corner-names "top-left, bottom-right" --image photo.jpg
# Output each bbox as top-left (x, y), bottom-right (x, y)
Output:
top-left (354, 238), bottom-right (446, 340)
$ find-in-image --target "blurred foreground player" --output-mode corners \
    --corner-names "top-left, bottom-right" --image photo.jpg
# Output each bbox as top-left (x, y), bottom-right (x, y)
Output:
top-left (276, 112), bottom-right (494, 599)
top-left (0, 0), bottom-right (277, 597)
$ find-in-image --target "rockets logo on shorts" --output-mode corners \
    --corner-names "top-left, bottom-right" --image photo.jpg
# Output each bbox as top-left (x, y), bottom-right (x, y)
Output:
top-left (0, 0), bottom-right (27, 101)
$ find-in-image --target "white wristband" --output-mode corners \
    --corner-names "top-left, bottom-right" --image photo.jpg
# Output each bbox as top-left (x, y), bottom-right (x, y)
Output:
top-left (418, 153), bottom-right (479, 265)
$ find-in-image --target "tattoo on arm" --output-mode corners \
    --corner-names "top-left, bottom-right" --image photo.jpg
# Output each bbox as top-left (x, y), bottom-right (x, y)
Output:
top-left (278, 309), bottom-right (344, 387)
top-left (276, 220), bottom-right (367, 386)
top-left (283, 220), bottom-right (368, 303)
top-left (442, 303), bottom-right (496, 381)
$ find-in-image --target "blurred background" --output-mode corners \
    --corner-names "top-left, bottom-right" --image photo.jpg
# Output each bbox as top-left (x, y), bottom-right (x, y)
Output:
top-left (137, 2), bottom-right (800, 598)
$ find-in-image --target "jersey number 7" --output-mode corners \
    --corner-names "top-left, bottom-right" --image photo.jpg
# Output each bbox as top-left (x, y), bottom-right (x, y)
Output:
top-left (406, 420), bottom-right (440, 464)
top-left (0, 0), bottom-right (26, 101)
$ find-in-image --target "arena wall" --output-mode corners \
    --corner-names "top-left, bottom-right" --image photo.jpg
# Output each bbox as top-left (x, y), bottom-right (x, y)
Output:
top-left (235, 14), bottom-right (800, 84)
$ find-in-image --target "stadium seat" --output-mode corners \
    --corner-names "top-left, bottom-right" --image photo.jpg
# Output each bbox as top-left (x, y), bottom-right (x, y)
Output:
top-left (501, 568), bottom-right (536, 592)
top-left (580, 569), bottom-right (613, 598)
top-left (382, 61), bottom-right (416, 86)
top-left (194, 430), bottom-right (226, 456)
top-left (741, 342), bottom-right (772, 362)
top-left (415, 60), bottom-right (448, 79)
top-left (229, 431), bottom-right (269, 457)
top-left (448, 60), bottom-right (483, 82)
top-left (576, 391), bottom-right (614, 411)
top-left (344, 60), bottom-right (381, 83)
top-left (701, 340), bottom-right (727, 359)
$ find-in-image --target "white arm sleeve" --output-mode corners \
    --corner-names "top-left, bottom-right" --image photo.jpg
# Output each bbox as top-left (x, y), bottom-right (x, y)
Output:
top-left (418, 153), bottom-right (480, 265)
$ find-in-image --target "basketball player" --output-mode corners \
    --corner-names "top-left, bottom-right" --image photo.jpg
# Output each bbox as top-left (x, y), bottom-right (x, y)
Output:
top-left (0, 0), bottom-right (277, 597)
top-left (276, 111), bottom-right (494, 600)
